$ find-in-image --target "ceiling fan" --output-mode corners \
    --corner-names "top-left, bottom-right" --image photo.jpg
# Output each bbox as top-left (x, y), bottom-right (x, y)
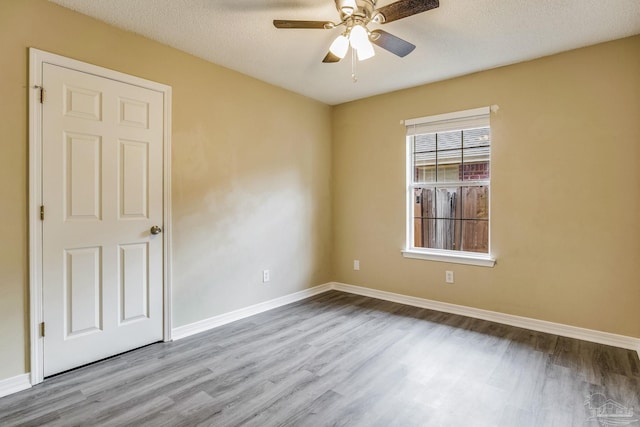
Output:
top-left (273, 0), bottom-right (439, 63)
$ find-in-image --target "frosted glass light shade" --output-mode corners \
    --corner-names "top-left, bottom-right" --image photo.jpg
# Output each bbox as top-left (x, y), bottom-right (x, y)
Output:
top-left (349, 25), bottom-right (369, 50)
top-left (349, 25), bottom-right (375, 61)
top-left (356, 40), bottom-right (375, 60)
top-left (329, 34), bottom-right (349, 59)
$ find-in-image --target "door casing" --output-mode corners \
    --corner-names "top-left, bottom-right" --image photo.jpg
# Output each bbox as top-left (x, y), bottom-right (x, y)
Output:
top-left (28, 48), bottom-right (173, 385)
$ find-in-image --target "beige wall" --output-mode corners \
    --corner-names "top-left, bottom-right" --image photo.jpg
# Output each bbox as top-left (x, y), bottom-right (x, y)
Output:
top-left (0, 0), bottom-right (332, 380)
top-left (332, 35), bottom-right (640, 338)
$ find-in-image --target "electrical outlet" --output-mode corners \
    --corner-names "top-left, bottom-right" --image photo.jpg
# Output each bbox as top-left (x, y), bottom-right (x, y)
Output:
top-left (445, 271), bottom-right (454, 284)
top-left (263, 269), bottom-right (270, 283)
top-left (353, 260), bottom-right (360, 271)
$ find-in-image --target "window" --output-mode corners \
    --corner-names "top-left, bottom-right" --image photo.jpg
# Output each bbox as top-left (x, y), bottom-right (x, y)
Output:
top-left (403, 107), bottom-right (495, 267)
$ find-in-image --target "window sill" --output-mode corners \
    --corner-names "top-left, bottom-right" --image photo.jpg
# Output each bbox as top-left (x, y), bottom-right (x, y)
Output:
top-left (402, 249), bottom-right (496, 267)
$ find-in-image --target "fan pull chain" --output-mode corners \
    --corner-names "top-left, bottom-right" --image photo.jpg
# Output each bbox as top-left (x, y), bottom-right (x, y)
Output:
top-left (351, 47), bottom-right (358, 83)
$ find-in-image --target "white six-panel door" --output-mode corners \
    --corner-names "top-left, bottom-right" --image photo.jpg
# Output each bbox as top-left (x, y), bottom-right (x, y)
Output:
top-left (41, 63), bottom-right (164, 376)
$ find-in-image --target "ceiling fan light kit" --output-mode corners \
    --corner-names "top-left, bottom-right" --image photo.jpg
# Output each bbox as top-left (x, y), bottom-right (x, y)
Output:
top-left (273, 0), bottom-right (440, 76)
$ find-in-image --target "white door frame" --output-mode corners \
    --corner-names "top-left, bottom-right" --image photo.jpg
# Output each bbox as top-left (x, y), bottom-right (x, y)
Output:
top-left (28, 48), bottom-right (173, 385)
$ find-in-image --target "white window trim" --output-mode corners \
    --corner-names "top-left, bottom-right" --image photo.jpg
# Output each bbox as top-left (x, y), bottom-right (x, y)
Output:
top-left (403, 107), bottom-right (495, 268)
top-left (402, 249), bottom-right (496, 267)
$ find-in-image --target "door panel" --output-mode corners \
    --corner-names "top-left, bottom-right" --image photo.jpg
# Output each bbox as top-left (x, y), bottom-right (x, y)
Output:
top-left (119, 243), bottom-right (149, 324)
top-left (42, 63), bottom-right (164, 376)
top-left (119, 97), bottom-right (149, 128)
top-left (64, 85), bottom-right (102, 121)
top-left (65, 133), bottom-right (102, 220)
top-left (119, 139), bottom-right (149, 219)
top-left (65, 247), bottom-right (102, 337)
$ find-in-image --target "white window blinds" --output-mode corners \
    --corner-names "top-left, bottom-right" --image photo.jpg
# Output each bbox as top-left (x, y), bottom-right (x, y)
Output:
top-left (405, 107), bottom-right (490, 135)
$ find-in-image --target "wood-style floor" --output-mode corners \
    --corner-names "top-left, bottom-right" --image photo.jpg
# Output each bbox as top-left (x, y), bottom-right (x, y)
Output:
top-left (1, 291), bottom-right (639, 426)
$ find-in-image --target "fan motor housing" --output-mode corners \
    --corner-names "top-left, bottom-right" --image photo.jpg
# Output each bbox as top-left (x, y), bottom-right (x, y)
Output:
top-left (335, 0), bottom-right (376, 21)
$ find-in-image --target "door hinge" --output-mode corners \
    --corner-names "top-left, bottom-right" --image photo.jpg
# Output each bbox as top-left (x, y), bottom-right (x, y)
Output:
top-left (40, 205), bottom-right (45, 221)
top-left (34, 85), bottom-right (45, 103)
top-left (40, 322), bottom-right (45, 337)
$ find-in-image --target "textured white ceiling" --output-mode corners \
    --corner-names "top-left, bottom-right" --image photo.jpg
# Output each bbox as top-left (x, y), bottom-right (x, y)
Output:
top-left (49, 0), bottom-right (640, 105)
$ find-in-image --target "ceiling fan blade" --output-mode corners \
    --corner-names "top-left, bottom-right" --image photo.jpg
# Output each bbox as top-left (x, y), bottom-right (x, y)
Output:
top-left (370, 29), bottom-right (416, 57)
top-left (273, 20), bottom-right (334, 29)
top-left (322, 51), bottom-right (342, 63)
top-left (375, 0), bottom-right (439, 24)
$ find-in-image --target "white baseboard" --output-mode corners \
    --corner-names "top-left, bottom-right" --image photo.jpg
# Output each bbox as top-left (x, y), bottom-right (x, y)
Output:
top-left (331, 282), bottom-right (640, 358)
top-left (172, 283), bottom-right (333, 340)
top-left (0, 373), bottom-right (31, 399)
top-left (173, 280), bottom-right (640, 359)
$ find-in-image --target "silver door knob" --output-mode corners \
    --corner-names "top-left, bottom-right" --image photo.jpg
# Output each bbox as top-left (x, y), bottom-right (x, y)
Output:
top-left (150, 225), bottom-right (162, 235)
